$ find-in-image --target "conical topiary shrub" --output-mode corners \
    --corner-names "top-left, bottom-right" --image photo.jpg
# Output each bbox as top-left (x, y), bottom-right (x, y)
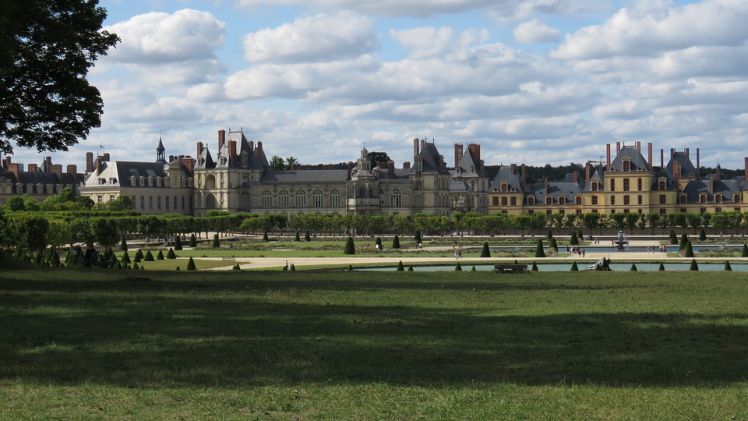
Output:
top-left (570, 231), bottom-right (579, 245)
top-left (725, 260), bottom-right (732, 271)
top-left (689, 259), bottom-right (699, 271)
top-left (699, 229), bottom-right (707, 241)
top-left (658, 262), bottom-right (666, 271)
top-left (742, 244), bottom-right (748, 257)
top-left (375, 237), bottom-right (383, 250)
top-left (176, 266), bottom-right (181, 271)
top-left (669, 230), bottom-right (678, 245)
top-left (263, 231), bottom-right (269, 241)
top-left (407, 265), bottom-right (414, 271)
top-left (630, 263), bottom-right (638, 271)
top-left (120, 237), bottom-right (128, 252)
top-left (396, 260), bottom-right (404, 271)
top-left (570, 261), bottom-right (579, 271)
top-left (471, 266), bottom-right (476, 271)
top-left (135, 249), bottom-right (144, 262)
top-left (550, 238), bottom-right (558, 254)
top-left (174, 236), bottom-right (183, 250)
top-left (348, 264), bottom-right (354, 271)
top-left (305, 231), bottom-right (311, 241)
top-left (186, 257), bottom-right (196, 271)
top-left (344, 237), bottom-right (356, 254)
top-left (295, 231), bottom-right (301, 241)
top-left (233, 263), bottom-right (241, 271)
top-left (144, 250), bottom-right (154, 262)
top-left (684, 241), bottom-right (694, 258)
top-left (189, 234), bottom-right (197, 247)
top-left (392, 235), bottom-right (400, 249)
top-left (121, 251), bottom-right (131, 264)
top-left (290, 264), bottom-right (296, 271)
top-left (415, 230), bottom-right (422, 245)
top-left (535, 240), bottom-right (546, 258)
top-left (547, 229), bottom-right (553, 240)
top-left (680, 233), bottom-right (689, 250)
top-left (455, 263), bottom-right (462, 271)
top-left (166, 248), bottom-right (176, 259)
top-left (531, 262), bottom-right (539, 272)
top-left (156, 250), bottom-right (164, 260)
top-left (212, 234), bottom-right (220, 248)
top-left (132, 262), bottom-right (139, 270)
top-left (480, 242), bottom-right (491, 257)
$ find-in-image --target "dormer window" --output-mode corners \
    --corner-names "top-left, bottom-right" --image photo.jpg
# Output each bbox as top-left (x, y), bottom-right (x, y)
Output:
top-left (715, 194), bottom-right (722, 204)
top-left (500, 182), bottom-right (508, 193)
top-left (558, 197), bottom-right (566, 205)
top-left (528, 197), bottom-right (535, 206)
top-left (699, 194), bottom-right (707, 204)
top-left (546, 197), bottom-right (553, 206)
top-left (659, 180), bottom-right (666, 190)
top-left (680, 194), bottom-right (687, 204)
top-left (623, 160), bottom-right (631, 172)
top-left (592, 181), bottom-right (599, 192)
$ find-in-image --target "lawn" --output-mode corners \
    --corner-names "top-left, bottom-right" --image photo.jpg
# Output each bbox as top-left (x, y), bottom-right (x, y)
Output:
top-left (1, 269), bottom-right (747, 419)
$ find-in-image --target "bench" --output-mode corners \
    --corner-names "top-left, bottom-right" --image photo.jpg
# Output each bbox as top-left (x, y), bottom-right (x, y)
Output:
top-left (494, 264), bottom-right (528, 274)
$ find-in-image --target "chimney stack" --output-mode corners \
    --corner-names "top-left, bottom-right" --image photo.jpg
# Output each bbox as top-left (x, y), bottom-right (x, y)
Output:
top-left (661, 149), bottom-right (664, 169)
top-left (745, 157), bottom-right (748, 181)
top-left (388, 160), bottom-right (395, 176)
top-left (403, 161), bottom-right (411, 170)
top-left (50, 164), bottom-right (62, 175)
top-left (572, 170), bottom-right (579, 183)
top-left (9, 163), bottom-right (21, 179)
top-left (228, 140), bottom-right (237, 159)
top-left (95, 159), bottom-right (102, 175)
top-left (218, 129), bottom-right (226, 151)
top-left (454, 143), bottom-right (463, 167)
top-left (606, 144), bottom-right (611, 169)
top-left (511, 163), bottom-right (517, 175)
top-left (521, 164), bottom-right (527, 181)
top-left (86, 152), bottom-right (94, 173)
top-left (673, 161), bottom-right (681, 190)
top-left (28, 163), bottom-right (38, 173)
top-left (685, 148), bottom-right (689, 158)
top-left (647, 143), bottom-right (653, 169)
top-left (585, 162), bottom-right (591, 183)
top-left (103, 153), bottom-right (110, 162)
top-left (44, 156), bottom-right (52, 172)
top-left (696, 148), bottom-right (700, 177)
top-left (197, 141), bottom-right (204, 157)
top-left (467, 143), bottom-right (481, 164)
top-left (616, 141), bottom-right (621, 154)
top-left (419, 138), bottom-right (426, 154)
top-left (636, 141), bottom-right (641, 152)
top-left (413, 138), bottom-right (419, 158)
top-left (257, 141), bottom-right (263, 151)
top-left (67, 164), bottom-right (77, 175)
top-left (670, 148), bottom-right (675, 158)
top-left (2, 155), bottom-right (10, 169)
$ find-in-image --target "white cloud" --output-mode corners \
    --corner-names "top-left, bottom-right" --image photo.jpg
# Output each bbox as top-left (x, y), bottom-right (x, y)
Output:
top-left (243, 12), bottom-right (376, 63)
top-left (106, 9), bottom-right (225, 64)
top-left (513, 19), bottom-right (561, 43)
top-left (554, 0), bottom-right (748, 60)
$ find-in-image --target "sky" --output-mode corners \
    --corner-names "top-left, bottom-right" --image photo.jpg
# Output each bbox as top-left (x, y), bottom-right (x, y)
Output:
top-left (10, 0), bottom-right (748, 170)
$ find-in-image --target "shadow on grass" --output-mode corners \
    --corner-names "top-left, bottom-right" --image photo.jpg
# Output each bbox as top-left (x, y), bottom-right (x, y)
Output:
top-left (0, 270), bottom-right (746, 388)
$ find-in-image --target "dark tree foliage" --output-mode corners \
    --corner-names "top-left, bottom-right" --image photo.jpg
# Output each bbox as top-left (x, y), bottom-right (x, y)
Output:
top-left (186, 257), bottom-right (196, 271)
top-left (570, 261), bottom-right (579, 271)
top-left (156, 250), bottom-right (164, 260)
top-left (0, 0), bottom-right (119, 153)
top-left (344, 237), bottom-right (355, 254)
top-left (658, 262), bottom-right (666, 271)
top-left (689, 259), bottom-right (699, 271)
top-left (174, 236), bottom-right (182, 250)
top-left (630, 263), bottom-right (638, 271)
top-left (166, 248), bottom-right (176, 259)
top-left (454, 263), bottom-right (462, 271)
top-left (144, 250), bottom-right (154, 262)
top-left (189, 234), bottom-right (197, 247)
top-left (531, 261), bottom-right (539, 271)
top-left (535, 240), bottom-right (545, 258)
top-left (367, 151), bottom-right (390, 169)
top-left (212, 234), bottom-right (220, 248)
top-left (396, 260), bottom-right (404, 271)
top-left (392, 235), bottom-right (400, 249)
top-left (480, 242), bottom-right (490, 258)
top-left (725, 260), bottom-right (732, 271)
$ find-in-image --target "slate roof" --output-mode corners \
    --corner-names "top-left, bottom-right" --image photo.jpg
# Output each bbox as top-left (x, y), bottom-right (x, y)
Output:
top-left (610, 146), bottom-right (649, 172)
top-left (260, 170), bottom-right (349, 183)
top-left (665, 151), bottom-right (697, 179)
top-left (453, 148), bottom-right (483, 177)
top-left (530, 180), bottom-right (582, 204)
top-left (412, 141), bottom-right (449, 174)
top-left (1, 167), bottom-right (83, 185)
top-left (490, 165), bottom-right (524, 192)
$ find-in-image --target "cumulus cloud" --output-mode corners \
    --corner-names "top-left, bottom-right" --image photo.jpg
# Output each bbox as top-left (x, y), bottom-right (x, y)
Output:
top-left (513, 19), bottom-right (561, 43)
top-left (106, 9), bottom-right (225, 64)
top-left (553, 0), bottom-right (748, 60)
top-left (243, 12), bottom-right (376, 63)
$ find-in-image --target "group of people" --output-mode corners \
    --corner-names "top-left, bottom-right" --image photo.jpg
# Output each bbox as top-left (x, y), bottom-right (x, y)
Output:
top-left (566, 246), bottom-right (586, 257)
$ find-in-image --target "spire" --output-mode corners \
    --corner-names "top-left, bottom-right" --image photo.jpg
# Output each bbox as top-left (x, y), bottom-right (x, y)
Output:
top-left (156, 137), bottom-right (166, 164)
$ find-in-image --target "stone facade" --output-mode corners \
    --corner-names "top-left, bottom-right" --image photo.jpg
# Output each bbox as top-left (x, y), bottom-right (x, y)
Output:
top-left (0, 153), bottom-right (83, 207)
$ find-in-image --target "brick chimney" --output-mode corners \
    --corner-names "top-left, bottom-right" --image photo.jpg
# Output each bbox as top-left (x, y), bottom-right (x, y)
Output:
top-left (606, 144), bottom-right (611, 170)
top-left (403, 161), bottom-right (411, 170)
top-left (673, 160), bottom-right (681, 189)
top-left (228, 140), bottom-right (237, 159)
top-left (218, 130), bottom-right (226, 151)
top-left (388, 160), bottom-right (395, 176)
top-left (616, 141), bottom-right (621, 154)
top-left (685, 147), bottom-right (689, 158)
top-left (96, 159), bottom-right (102, 175)
top-left (196, 141), bottom-right (204, 157)
top-left (9, 163), bottom-right (21, 179)
top-left (413, 138), bottom-right (419, 158)
top-left (635, 141), bottom-right (641, 152)
top-left (180, 157), bottom-right (195, 176)
top-left (585, 162), bottom-right (591, 183)
top-left (467, 143), bottom-right (480, 163)
top-left (572, 170), bottom-right (579, 183)
top-left (86, 152), bottom-right (94, 173)
top-left (696, 148), bottom-right (700, 177)
top-left (28, 163), bottom-right (38, 173)
top-left (50, 164), bottom-right (62, 175)
top-left (103, 153), bottom-right (110, 162)
top-left (67, 164), bottom-right (77, 175)
top-left (647, 143), bottom-right (653, 169)
top-left (454, 143), bottom-right (463, 167)
top-left (44, 156), bottom-right (52, 172)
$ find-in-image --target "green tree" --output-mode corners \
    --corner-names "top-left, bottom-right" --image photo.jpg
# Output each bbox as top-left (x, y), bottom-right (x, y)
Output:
top-left (535, 240), bottom-right (545, 258)
top-left (16, 216), bottom-right (48, 253)
top-left (166, 248), bottom-right (176, 259)
top-left (684, 242), bottom-right (694, 258)
top-left (611, 213), bottom-right (626, 230)
top-left (212, 234), bottom-right (220, 248)
top-left (570, 231), bottom-right (578, 245)
top-left (392, 235), bottom-right (400, 249)
top-left (189, 234), bottom-right (197, 247)
top-left (269, 155), bottom-right (285, 170)
top-left (174, 235), bottom-right (183, 250)
top-left (156, 250), bottom-right (164, 260)
top-left (0, 0), bottom-right (119, 153)
top-left (689, 259), bottom-right (699, 271)
top-left (699, 228), bottom-right (707, 242)
top-left (630, 263), bottom-right (638, 271)
top-left (144, 250), bottom-right (154, 262)
top-left (285, 156), bottom-right (298, 169)
top-left (725, 260), bottom-right (732, 271)
top-left (570, 261), bottom-right (578, 271)
top-left (119, 236), bottom-right (128, 252)
top-left (93, 218), bottom-right (119, 250)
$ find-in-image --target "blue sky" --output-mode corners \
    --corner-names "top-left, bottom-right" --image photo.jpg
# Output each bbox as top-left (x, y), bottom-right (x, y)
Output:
top-left (11, 0), bottom-right (748, 171)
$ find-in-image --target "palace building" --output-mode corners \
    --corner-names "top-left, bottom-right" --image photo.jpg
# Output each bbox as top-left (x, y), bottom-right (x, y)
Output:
top-left (79, 128), bottom-right (748, 217)
top-left (0, 153), bottom-right (84, 207)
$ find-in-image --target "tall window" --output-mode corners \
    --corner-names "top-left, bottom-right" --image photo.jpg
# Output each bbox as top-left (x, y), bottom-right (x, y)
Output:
top-left (611, 196), bottom-right (616, 205)
top-left (330, 190), bottom-right (341, 208)
top-left (546, 197), bottom-right (552, 206)
top-left (592, 182), bottom-right (599, 192)
top-left (660, 194), bottom-right (666, 204)
top-left (510, 197), bottom-right (517, 206)
top-left (295, 191), bottom-right (307, 208)
top-left (501, 197), bottom-right (507, 206)
top-left (623, 160), bottom-right (631, 172)
top-left (623, 178), bottom-right (630, 192)
top-left (637, 178), bottom-right (643, 191)
top-left (576, 196), bottom-right (582, 205)
top-left (262, 191), bottom-right (272, 208)
top-left (391, 189), bottom-right (402, 207)
top-left (659, 180), bottom-right (666, 190)
top-left (559, 197), bottom-right (566, 205)
top-left (610, 179), bottom-right (616, 192)
top-left (592, 196), bottom-right (598, 205)
top-left (637, 195), bottom-right (643, 205)
top-left (624, 195), bottom-right (630, 205)
top-left (278, 191), bottom-right (289, 208)
top-left (313, 191), bottom-right (323, 208)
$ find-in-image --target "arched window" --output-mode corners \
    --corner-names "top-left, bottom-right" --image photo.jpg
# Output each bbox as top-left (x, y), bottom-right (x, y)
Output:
top-left (262, 191), bottom-right (272, 208)
top-left (500, 183), bottom-right (508, 193)
top-left (558, 196), bottom-right (566, 205)
top-left (391, 189), bottom-right (402, 207)
top-left (278, 191), bottom-right (289, 208)
top-left (546, 197), bottom-right (553, 206)
top-left (699, 194), bottom-right (707, 204)
top-left (715, 194), bottom-right (722, 204)
top-left (575, 196), bottom-right (582, 205)
top-left (313, 190), bottom-right (323, 208)
top-left (330, 190), bottom-right (341, 208)
top-left (295, 191), bottom-right (307, 208)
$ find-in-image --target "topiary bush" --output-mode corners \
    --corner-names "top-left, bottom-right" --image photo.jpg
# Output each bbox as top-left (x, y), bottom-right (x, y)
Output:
top-left (189, 234), bottom-right (197, 247)
top-left (392, 235), bottom-right (400, 249)
top-left (725, 260), bottom-right (732, 271)
top-left (570, 261), bottom-right (579, 271)
top-left (233, 263), bottom-right (241, 271)
top-left (166, 248), bottom-right (176, 259)
top-left (630, 263), bottom-right (638, 271)
top-left (550, 238), bottom-right (558, 254)
top-left (699, 229), bottom-right (707, 242)
top-left (134, 249), bottom-right (143, 262)
top-left (396, 260), bottom-right (404, 271)
top-left (121, 251), bottom-right (131, 264)
top-left (684, 241), bottom-right (694, 258)
top-left (658, 262), bottom-right (666, 271)
top-left (454, 263), bottom-right (462, 271)
top-left (407, 265), bottom-right (414, 271)
top-left (669, 230), bottom-right (678, 245)
top-left (174, 236), bottom-right (183, 251)
top-left (535, 240), bottom-right (546, 258)
top-left (295, 231), bottom-right (301, 241)
top-left (531, 261), bottom-right (539, 272)
top-left (344, 237), bottom-right (355, 254)
top-left (263, 231), bottom-right (269, 242)
top-left (742, 244), bottom-right (748, 257)
top-left (144, 250), bottom-right (154, 262)
top-left (212, 234), bottom-right (220, 248)
top-left (415, 230), bottom-right (422, 245)
top-left (689, 259), bottom-right (699, 271)
top-left (471, 266), bottom-right (476, 271)
top-left (570, 232), bottom-right (579, 245)
top-left (120, 237), bottom-right (128, 252)
top-left (156, 250), bottom-right (164, 260)
top-left (480, 242), bottom-right (491, 257)
top-left (290, 264), bottom-right (296, 271)
top-left (186, 257), bottom-right (196, 271)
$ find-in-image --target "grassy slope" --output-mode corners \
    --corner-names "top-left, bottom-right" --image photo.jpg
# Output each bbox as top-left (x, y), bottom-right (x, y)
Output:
top-left (1, 270), bottom-right (747, 419)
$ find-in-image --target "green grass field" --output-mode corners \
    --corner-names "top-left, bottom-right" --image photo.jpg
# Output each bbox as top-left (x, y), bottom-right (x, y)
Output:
top-left (1, 269), bottom-right (747, 419)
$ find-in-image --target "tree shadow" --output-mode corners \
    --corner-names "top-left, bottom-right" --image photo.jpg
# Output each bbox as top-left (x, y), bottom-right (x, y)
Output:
top-left (1, 272), bottom-right (747, 388)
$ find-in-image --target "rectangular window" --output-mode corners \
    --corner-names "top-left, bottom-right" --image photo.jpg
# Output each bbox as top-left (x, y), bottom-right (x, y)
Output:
top-left (624, 195), bottom-right (630, 205)
top-left (510, 197), bottom-right (517, 206)
top-left (149, 196), bottom-right (153, 209)
top-left (174, 196), bottom-right (178, 209)
top-left (611, 196), bottom-right (616, 205)
top-left (637, 195), bottom-right (643, 205)
top-left (165, 196), bottom-right (170, 210)
top-left (492, 197), bottom-right (498, 206)
top-left (501, 197), bottom-right (507, 206)
top-left (637, 178), bottom-right (643, 191)
top-left (592, 196), bottom-right (598, 205)
top-left (660, 194), bottom-right (666, 204)
top-left (140, 196), bottom-right (145, 209)
top-left (623, 178), bottom-right (630, 192)
top-left (610, 179), bottom-right (616, 192)
top-left (97, 195), bottom-right (103, 203)
top-left (157, 196), bottom-right (161, 210)
top-left (109, 195), bottom-right (114, 202)
top-left (660, 208), bottom-right (666, 215)
top-left (182, 196), bottom-right (186, 210)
